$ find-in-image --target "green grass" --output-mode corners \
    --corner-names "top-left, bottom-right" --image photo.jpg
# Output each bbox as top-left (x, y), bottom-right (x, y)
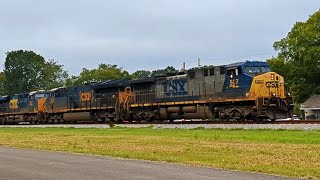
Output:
top-left (0, 127), bottom-right (320, 179)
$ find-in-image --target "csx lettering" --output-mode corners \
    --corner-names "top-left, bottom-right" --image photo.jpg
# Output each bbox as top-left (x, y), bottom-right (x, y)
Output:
top-left (265, 81), bottom-right (279, 88)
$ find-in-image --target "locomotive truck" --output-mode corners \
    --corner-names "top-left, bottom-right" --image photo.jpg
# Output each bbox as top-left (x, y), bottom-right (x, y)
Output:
top-left (0, 61), bottom-right (294, 124)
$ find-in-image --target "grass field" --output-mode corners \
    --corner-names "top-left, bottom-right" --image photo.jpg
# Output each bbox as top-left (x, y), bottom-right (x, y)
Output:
top-left (0, 127), bottom-right (319, 179)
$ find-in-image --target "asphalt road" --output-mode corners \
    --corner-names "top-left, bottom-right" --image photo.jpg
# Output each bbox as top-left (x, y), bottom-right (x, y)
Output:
top-left (0, 147), bottom-right (295, 180)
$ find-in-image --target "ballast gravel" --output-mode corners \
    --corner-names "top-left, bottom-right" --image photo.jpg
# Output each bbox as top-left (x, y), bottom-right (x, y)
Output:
top-left (118, 124), bottom-right (320, 130)
top-left (1, 123), bottom-right (320, 130)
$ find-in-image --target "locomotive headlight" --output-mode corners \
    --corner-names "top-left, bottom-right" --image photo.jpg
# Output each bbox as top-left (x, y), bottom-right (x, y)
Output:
top-left (271, 74), bottom-right (275, 80)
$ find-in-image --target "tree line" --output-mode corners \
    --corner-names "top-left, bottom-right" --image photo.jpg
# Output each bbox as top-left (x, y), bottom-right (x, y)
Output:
top-left (1, 10), bottom-right (319, 105)
top-left (0, 50), bottom-right (178, 96)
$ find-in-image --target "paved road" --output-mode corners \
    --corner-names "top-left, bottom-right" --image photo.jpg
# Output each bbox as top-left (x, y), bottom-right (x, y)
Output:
top-left (0, 147), bottom-right (294, 180)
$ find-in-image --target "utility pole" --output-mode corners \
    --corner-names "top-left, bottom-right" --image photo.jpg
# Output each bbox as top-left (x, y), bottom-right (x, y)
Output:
top-left (182, 62), bottom-right (186, 71)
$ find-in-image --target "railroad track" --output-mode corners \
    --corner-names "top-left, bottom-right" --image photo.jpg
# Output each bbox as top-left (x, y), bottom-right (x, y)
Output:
top-left (1, 120), bottom-right (320, 126)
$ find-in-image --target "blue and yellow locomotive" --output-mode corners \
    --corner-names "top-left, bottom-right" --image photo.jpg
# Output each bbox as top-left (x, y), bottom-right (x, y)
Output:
top-left (0, 61), bottom-right (293, 124)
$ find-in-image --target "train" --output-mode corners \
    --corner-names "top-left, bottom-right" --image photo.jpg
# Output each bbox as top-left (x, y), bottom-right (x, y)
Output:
top-left (0, 61), bottom-right (294, 124)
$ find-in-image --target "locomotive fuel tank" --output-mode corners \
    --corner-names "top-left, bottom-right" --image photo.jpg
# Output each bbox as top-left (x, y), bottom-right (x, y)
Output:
top-left (161, 106), bottom-right (213, 120)
top-left (4, 115), bottom-right (24, 124)
top-left (63, 112), bottom-right (93, 122)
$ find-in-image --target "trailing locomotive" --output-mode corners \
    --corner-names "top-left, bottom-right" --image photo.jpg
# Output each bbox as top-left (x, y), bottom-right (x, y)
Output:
top-left (0, 61), bottom-right (293, 124)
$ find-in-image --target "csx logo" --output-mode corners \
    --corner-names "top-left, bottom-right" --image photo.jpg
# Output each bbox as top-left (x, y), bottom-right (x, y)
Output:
top-left (266, 81), bottom-right (279, 88)
top-left (9, 99), bottom-right (18, 109)
top-left (81, 92), bottom-right (92, 101)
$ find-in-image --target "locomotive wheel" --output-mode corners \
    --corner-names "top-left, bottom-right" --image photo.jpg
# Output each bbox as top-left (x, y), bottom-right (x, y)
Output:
top-left (237, 116), bottom-right (245, 121)
top-left (233, 111), bottom-right (244, 121)
top-left (152, 114), bottom-right (160, 122)
top-left (253, 116), bottom-right (262, 122)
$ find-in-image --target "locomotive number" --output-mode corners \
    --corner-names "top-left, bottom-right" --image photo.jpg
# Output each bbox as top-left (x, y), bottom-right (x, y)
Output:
top-left (229, 79), bottom-right (239, 88)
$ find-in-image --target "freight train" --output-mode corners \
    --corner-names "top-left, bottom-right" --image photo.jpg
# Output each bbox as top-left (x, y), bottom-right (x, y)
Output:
top-left (0, 61), bottom-right (294, 124)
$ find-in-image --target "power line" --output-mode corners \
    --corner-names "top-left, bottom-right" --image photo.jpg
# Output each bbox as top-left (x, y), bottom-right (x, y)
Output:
top-left (182, 52), bottom-right (276, 63)
top-left (207, 52), bottom-right (276, 61)
top-left (181, 52), bottom-right (276, 68)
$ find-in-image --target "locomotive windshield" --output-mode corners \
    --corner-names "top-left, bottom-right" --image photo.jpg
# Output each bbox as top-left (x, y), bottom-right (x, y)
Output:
top-left (244, 66), bottom-right (270, 74)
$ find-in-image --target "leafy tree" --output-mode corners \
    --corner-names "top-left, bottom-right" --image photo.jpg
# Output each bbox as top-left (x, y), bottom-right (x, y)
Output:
top-left (131, 70), bottom-right (151, 79)
top-left (4, 50), bottom-right (68, 95)
top-left (266, 57), bottom-right (289, 79)
top-left (271, 10), bottom-right (320, 103)
top-left (65, 75), bottom-right (79, 87)
top-left (73, 64), bottom-right (129, 86)
top-left (151, 66), bottom-right (178, 77)
top-left (0, 72), bottom-right (6, 96)
top-left (41, 59), bottom-right (69, 90)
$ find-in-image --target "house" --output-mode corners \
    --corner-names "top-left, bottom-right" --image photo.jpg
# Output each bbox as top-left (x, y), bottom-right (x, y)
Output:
top-left (300, 94), bottom-right (320, 120)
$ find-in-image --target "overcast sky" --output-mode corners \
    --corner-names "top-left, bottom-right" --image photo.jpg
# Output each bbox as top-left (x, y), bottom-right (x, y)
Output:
top-left (0, 0), bottom-right (319, 75)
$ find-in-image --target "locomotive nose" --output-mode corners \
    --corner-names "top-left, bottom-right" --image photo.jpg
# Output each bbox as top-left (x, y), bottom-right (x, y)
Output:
top-left (248, 72), bottom-right (286, 99)
top-left (266, 72), bottom-right (286, 97)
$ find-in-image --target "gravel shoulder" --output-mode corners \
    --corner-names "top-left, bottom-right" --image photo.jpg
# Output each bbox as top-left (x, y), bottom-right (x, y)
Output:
top-left (1, 123), bottom-right (320, 130)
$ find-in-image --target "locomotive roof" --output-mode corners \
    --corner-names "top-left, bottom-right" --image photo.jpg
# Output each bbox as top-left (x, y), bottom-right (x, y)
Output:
top-left (226, 61), bottom-right (269, 69)
top-left (129, 77), bottom-right (156, 84)
top-left (0, 95), bottom-right (10, 101)
top-left (49, 87), bottom-right (66, 92)
top-left (92, 79), bottom-right (130, 89)
top-left (29, 90), bottom-right (46, 96)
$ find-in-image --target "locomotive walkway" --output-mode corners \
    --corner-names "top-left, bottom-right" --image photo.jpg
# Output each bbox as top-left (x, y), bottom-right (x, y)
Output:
top-left (0, 147), bottom-right (294, 180)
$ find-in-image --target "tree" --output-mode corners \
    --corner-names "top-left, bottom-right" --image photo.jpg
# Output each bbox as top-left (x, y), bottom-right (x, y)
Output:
top-left (73, 64), bottom-right (129, 86)
top-left (131, 70), bottom-right (151, 79)
top-left (0, 72), bottom-right (6, 96)
top-left (41, 59), bottom-right (69, 90)
top-left (272, 10), bottom-right (320, 103)
top-left (151, 66), bottom-right (178, 77)
top-left (266, 57), bottom-right (289, 79)
top-left (65, 75), bottom-right (79, 87)
top-left (4, 50), bottom-right (68, 95)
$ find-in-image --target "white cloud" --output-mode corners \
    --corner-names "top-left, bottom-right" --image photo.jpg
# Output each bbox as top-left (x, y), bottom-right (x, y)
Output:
top-left (0, 0), bottom-right (318, 74)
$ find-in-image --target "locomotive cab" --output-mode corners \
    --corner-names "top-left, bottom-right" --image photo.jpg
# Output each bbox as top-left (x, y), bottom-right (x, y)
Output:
top-left (47, 87), bottom-right (69, 113)
top-left (29, 90), bottom-right (48, 113)
top-left (224, 61), bottom-right (271, 94)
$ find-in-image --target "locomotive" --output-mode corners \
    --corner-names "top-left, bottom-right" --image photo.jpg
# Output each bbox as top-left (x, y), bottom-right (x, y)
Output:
top-left (0, 61), bottom-right (293, 124)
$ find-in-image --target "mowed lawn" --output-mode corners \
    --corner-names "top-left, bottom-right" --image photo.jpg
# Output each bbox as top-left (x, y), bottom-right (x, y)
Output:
top-left (0, 127), bottom-right (319, 179)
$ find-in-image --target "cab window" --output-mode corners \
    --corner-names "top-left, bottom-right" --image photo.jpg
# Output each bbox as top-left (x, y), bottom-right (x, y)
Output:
top-left (244, 66), bottom-right (260, 74)
top-left (244, 66), bottom-right (271, 74)
top-left (227, 67), bottom-right (241, 77)
top-left (227, 69), bottom-right (235, 76)
top-left (261, 66), bottom-right (270, 72)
